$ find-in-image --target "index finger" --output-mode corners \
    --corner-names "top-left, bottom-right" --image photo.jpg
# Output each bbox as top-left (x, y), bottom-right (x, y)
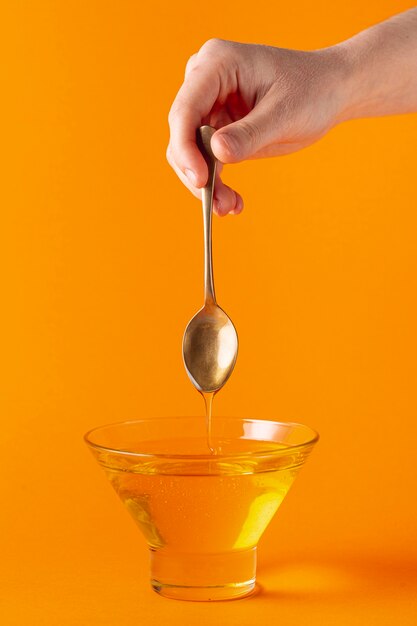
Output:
top-left (168, 46), bottom-right (226, 187)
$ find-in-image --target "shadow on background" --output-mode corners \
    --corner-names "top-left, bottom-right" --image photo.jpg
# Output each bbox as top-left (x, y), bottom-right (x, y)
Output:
top-left (248, 555), bottom-right (417, 602)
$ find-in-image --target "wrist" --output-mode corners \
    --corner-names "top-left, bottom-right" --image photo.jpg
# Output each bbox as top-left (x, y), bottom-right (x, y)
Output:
top-left (332, 39), bottom-right (371, 123)
top-left (315, 43), bottom-right (364, 125)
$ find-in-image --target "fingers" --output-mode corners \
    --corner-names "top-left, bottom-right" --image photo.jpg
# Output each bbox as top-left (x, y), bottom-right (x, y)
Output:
top-left (167, 144), bottom-right (243, 216)
top-left (168, 39), bottom-right (246, 214)
top-left (213, 172), bottom-right (244, 216)
top-left (168, 39), bottom-right (238, 188)
top-left (184, 53), bottom-right (198, 78)
top-left (211, 94), bottom-right (279, 163)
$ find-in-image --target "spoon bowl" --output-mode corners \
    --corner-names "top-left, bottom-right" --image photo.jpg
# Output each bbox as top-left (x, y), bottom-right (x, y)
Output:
top-left (183, 303), bottom-right (238, 393)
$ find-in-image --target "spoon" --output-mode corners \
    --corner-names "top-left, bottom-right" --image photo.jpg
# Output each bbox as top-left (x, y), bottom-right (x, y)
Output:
top-left (182, 125), bottom-right (239, 393)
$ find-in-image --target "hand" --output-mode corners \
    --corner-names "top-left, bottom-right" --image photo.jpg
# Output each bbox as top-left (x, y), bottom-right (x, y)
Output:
top-left (167, 39), bottom-right (349, 216)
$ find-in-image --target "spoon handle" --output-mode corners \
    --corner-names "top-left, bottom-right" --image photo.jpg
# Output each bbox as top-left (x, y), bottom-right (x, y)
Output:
top-left (197, 125), bottom-right (217, 306)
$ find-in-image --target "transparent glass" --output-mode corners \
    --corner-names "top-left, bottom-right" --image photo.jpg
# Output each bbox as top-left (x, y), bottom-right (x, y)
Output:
top-left (84, 417), bottom-right (318, 601)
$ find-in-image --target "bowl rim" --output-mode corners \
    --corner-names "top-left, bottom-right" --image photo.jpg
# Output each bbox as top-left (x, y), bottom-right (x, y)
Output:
top-left (84, 416), bottom-right (319, 460)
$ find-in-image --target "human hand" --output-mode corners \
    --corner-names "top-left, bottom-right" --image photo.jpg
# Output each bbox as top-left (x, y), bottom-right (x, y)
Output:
top-left (167, 39), bottom-right (350, 216)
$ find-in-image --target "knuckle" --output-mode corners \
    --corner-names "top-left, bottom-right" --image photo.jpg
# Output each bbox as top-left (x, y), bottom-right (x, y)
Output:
top-left (167, 102), bottom-right (180, 127)
top-left (185, 53), bottom-right (198, 75)
top-left (239, 120), bottom-right (261, 147)
top-left (198, 37), bottom-right (227, 57)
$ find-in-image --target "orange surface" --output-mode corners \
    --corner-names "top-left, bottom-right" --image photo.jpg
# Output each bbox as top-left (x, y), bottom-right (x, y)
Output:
top-left (1, 0), bottom-right (417, 623)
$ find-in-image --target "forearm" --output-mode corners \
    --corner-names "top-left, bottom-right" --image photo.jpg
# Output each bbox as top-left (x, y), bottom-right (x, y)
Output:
top-left (335, 8), bottom-right (417, 121)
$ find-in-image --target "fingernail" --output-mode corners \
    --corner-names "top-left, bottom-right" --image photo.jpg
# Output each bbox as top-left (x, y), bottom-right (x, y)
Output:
top-left (185, 168), bottom-right (197, 186)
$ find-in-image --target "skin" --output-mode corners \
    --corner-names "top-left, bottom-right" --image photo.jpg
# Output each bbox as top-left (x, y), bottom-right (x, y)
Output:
top-left (167, 8), bottom-right (417, 216)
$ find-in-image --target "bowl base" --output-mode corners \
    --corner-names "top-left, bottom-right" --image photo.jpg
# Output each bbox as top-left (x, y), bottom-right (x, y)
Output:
top-left (151, 578), bottom-right (256, 601)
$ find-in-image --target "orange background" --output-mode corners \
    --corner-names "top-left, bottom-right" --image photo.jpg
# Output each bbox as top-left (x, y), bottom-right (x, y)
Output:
top-left (1, 1), bottom-right (417, 624)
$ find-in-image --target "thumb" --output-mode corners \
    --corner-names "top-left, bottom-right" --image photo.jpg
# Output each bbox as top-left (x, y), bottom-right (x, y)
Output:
top-left (211, 99), bottom-right (277, 163)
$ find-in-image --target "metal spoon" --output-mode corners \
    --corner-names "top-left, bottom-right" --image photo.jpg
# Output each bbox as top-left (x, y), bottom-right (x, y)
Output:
top-left (182, 125), bottom-right (238, 393)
